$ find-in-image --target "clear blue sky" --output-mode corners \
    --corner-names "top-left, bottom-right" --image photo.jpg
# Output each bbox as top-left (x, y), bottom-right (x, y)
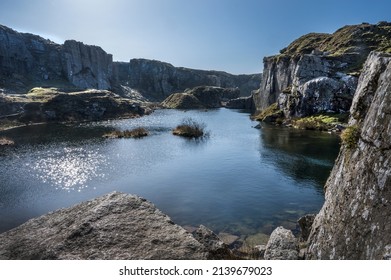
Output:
top-left (0, 0), bottom-right (390, 74)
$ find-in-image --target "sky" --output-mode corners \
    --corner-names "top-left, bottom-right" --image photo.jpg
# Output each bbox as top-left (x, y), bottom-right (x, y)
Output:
top-left (0, 0), bottom-right (390, 74)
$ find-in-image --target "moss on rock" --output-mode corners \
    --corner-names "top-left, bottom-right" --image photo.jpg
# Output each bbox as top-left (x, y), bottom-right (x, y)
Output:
top-left (254, 103), bottom-right (283, 123)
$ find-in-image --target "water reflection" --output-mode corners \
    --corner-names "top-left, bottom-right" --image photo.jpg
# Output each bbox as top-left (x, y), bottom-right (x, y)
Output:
top-left (28, 146), bottom-right (107, 192)
top-left (259, 123), bottom-right (340, 188)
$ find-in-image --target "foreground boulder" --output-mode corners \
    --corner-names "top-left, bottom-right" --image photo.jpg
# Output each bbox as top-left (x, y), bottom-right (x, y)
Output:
top-left (193, 225), bottom-right (235, 259)
top-left (264, 227), bottom-right (299, 260)
top-left (0, 192), bottom-right (208, 259)
top-left (307, 52), bottom-right (391, 259)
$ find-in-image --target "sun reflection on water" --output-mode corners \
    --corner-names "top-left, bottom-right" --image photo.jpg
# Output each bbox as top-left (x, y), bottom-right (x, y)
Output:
top-left (27, 146), bottom-right (107, 192)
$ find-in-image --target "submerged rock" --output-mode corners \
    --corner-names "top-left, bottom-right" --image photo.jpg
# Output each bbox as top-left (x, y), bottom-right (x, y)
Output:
top-left (307, 52), bottom-right (391, 259)
top-left (264, 227), bottom-right (299, 260)
top-left (0, 192), bottom-right (208, 260)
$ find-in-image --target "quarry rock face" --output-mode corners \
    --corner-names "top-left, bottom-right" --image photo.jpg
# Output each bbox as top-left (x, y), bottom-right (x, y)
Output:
top-left (0, 25), bottom-right (260, 101)
top-left (113, 58), bottom-right (260, 101)
top-left (254, 53), bottom-right (358, 117)
top-left (61, 40), bottom-right (113, 90)
top-left (0, 25), bottom-right (113, 93)
top-left (253, 22), bottom-right (391, 117)
top-left (307, 52), bottom-right (391, 259)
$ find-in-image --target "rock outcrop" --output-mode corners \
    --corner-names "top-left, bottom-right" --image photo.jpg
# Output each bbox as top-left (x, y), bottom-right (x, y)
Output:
top-left (0, 87), bottom-right (146, 125)
top-left (264, 227), bottom-right (299, 260)
top-left (225, 96), bottom-right (254, 110)
top-left (306, 52), bottom-right (391, 259)
top-left (0, 192), bottom-right (208, 260)
top-left (253, 22), bottom-right (391, 117)
top-left (161, 86), bottom-right (240, 109)
top-left (113, 59), bottom-right (260, 101)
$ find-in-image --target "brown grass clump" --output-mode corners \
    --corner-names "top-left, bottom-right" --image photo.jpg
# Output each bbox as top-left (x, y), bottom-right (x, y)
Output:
top-left (0, 137), bottom-right (14, 146)
top-left (172, 118), bottom-right (206, 138)
top-left (103, 127), bottom-right (148, 139)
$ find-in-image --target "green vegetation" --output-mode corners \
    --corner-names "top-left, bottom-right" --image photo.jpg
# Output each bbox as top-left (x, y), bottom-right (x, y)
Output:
top-left (103, 127), bottom-right (149, 139)
top-left (253, 103), bottom-right (283, 123)
top-left (293, 115), bottom-right (341, 131)
top-left (172, 118), bottom-right (206, 138)
top-left (26, 87), bottom-right (60, 101)
top-left (341, 125), bottom-right (360, 149)
top-left (279, 22), bottom-right (391, 57)
top-left (281, 33), bottom-right (331, 55)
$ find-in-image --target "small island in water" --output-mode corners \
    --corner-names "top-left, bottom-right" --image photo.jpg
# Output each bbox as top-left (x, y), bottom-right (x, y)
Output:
top-left (0, 22), bottom-right (390, 260)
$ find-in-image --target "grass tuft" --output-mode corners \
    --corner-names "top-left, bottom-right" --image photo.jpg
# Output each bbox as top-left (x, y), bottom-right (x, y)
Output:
top-left (103, 127), bottom-right (148, 139)
top-left (173, 118), bottom-right (206, 138)
top-left (0, 137), bottom-right (15, 146)
top-left (341, 125), bottom-right (360, 149)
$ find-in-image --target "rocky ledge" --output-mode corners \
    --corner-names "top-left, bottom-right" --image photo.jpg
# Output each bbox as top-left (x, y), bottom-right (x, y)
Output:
top-left (161, 86), bottom-right (240, 109)
top-left (0, 87), bottom-right (148, 128)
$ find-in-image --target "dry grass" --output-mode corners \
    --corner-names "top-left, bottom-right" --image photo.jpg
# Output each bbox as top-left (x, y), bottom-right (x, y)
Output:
top-left (103, 127), bottom-right (149, 139)
top-left (0, 137), bottom-right (14, 146)
top-left (172, 118), bottom-right (206, 138)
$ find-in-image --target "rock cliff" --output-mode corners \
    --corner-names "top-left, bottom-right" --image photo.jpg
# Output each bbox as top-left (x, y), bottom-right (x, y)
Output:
top-left (113, 59), bottom-right (260, 101)
top-left (0, 24), bottom-right (260, 101)
top-left (61, 40), bottom-right (113, 90)
top-left (306, 52), bottom-right (391, 259)
top-left (0, 192), bottom-right (208, 259)
top-left (0, 25), bottom-right (112, 93)
top-left (253, 22), bottom-right (391, 117)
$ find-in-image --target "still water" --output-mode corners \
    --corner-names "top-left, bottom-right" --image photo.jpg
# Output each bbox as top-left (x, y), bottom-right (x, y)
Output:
top-left (0, 108), bottom-right (340, 241)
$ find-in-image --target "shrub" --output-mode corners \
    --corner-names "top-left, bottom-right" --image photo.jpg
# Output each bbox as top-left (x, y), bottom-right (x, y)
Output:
top-left (341, 125), bottom-right (360, 149)
top-left (172, 118), bottom-right (206, 138)
top-left (103, 127), bottom-right (148, 139)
